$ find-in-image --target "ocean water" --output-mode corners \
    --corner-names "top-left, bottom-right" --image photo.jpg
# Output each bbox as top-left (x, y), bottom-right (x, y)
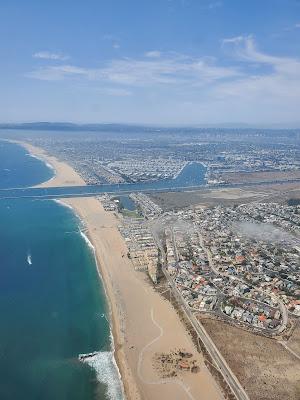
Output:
top-left (0, 161), bottom-right (208, 199)
top-left (0, 141), bottom-right (123, 399)
top-left (0, 140), bottom-right (53, 189)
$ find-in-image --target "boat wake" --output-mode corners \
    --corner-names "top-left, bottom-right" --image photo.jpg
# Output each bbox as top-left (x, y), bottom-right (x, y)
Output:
top-left (27, 251), bottom-right (32, 265)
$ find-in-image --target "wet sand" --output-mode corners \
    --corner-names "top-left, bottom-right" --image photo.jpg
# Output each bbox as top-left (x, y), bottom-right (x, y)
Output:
top-left (23, 142), bottom-right (224, 400)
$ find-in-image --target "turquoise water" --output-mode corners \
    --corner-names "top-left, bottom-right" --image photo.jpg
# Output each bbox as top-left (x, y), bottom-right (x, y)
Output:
top-left (0, 143), bottom-right (122, 399)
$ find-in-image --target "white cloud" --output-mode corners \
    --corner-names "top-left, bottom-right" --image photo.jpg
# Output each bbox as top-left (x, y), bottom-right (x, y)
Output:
top-left (33, 51), bottom-right (69, 61)
top-left (212, 36), bottom-right (300, 121)
top-left (222, 36), bottom-right (245, 44)
top-left (208, 1), bottom-right (222, 9)
top-left (223, 35), bottom-right (300, 75)
top-left (27, 38), bottom-right (300, 124)
top-left (145, 51), bottom-right (161, 58)
top-left (99, 88), bottom-right (132, 96)
top-left (27, 65), bottom-right (88, 80)
top-left (28, 52), bottom-right (240, 86)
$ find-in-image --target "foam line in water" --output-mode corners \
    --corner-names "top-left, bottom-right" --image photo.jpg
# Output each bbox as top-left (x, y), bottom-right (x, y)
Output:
top-left (52, 200), bottom-right (86, 232)
top-left (78, 230), bottom-right (125, 399)
top-left (53, 199), bottom-right (125, 398)
top-left (52, 199), bottom-right (74, 211)
top-left (79, 350), bottom-right (124, 400)
top-left (27, 153), bottom-right (55, 172)
top-left (80, 230), bottom-right (95, 251)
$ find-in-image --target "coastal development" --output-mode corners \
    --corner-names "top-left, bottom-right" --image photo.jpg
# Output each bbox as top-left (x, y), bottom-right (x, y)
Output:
top-left (4, 128), bottom-right (298, 187)
top-left (1, 130), bottom-right (299, 400)
top-left (114, 190), bottom-right (300, 399)
top-left (3, 1), bottom-right (300, 399)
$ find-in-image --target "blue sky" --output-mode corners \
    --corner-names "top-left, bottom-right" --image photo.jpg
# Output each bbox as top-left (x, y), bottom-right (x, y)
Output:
top-left (1, 0), bottom-right (300, 126)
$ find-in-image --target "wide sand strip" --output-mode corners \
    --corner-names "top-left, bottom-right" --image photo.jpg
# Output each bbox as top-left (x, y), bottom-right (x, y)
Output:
top-left (64, 196), bottom-right (223, 400)
top-left (14, 140), bottom-right (86, 187)
top-left (22, 141), bottom-right (223, 400)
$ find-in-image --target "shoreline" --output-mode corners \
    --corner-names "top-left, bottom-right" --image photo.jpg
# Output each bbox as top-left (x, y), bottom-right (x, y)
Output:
top-left (57, 197), bottom-right (141, 400)
top-left (51, 198), bottom-right (127, 398)
top-left (82, 226), bottom-right (132, 400)
top-left (21, 141), bottom-right (224, 400)
top-left (51, 198), bottom-right (126, 399)
top-left (79, 228), bottom-right (126, 400)
top-left (8, 140), bottom-right (86, 188)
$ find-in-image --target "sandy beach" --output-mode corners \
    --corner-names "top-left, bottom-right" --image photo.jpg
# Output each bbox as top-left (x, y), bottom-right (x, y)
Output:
top-left (22, 142), bottom-right (224, 400)
top-left (13, 140), bottom-right (86, 187)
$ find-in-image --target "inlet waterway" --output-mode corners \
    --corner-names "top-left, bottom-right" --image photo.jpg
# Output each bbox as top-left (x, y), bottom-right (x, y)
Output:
top-left (0, 160), bottom-right (208, 199)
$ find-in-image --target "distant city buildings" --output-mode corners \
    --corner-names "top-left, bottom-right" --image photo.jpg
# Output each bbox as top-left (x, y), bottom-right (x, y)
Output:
top-left (25, 130), bottom-right (299, 335)
top-left (98, 186), bottom-right (299, 337)
top-left (27, 128), bottom-right (299, 186)
top-left (164, 203), bottom-right (299, 335)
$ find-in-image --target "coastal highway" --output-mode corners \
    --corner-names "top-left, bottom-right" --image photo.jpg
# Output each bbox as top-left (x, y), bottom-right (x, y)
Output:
top-left (162, 267), bottom-right (250, 400)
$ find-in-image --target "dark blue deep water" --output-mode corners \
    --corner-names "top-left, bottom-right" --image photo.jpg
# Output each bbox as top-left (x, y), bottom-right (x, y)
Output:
top-left (0, 141), bottom-right (122, 399)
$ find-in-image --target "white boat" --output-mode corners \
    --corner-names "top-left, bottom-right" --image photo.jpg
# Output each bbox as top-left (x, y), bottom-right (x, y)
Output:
top-left (27, 252), bottom-right (32, 265)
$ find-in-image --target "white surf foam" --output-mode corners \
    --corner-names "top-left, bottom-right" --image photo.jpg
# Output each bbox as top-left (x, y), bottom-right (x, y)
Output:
top-left (79, 230), bottom-right (95, 251)
top-left (52, 199), bottom-right (74, 211)
top-left (53, 200), bottom-right (125, 398)
top-left (27, 153), bottom-right (55, 172)
top-left (77, 232), bottom-right (125, 399)
top-left (52, 200), bottom-right (86, 232)
top-left (80, 349), bottom-right (124, 400)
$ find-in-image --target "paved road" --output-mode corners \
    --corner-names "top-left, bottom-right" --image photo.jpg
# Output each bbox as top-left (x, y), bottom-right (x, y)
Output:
top-left (279, 341), bottom-right (300, 362)
top-left (198, 231), bottom-right (288, 334)
top-left (163, 268), bottom-right (250, 400)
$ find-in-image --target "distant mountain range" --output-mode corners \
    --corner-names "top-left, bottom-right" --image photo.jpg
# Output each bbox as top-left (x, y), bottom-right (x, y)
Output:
top-left (0, 121), bottom-right (299, 132)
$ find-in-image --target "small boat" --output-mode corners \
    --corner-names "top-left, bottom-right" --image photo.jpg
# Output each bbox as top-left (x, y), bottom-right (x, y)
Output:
top-left (27, 252), bottom-right (32, 265)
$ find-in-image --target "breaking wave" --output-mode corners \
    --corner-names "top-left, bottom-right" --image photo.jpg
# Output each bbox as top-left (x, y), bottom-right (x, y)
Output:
top-left (80, 230), bottom-right (95, 251)
top-left (78, 230), bottom-right (125, 399)
top-left (52, 200), bottom-right (86, 233)
top-left (79, 347), bottom-right (124, 400)
top-left (54, 199), bottom-right (124, 399)
top-left (27, 153), bottom-right (55, 172)
top-left (52, 199), bottom-right (74, 211)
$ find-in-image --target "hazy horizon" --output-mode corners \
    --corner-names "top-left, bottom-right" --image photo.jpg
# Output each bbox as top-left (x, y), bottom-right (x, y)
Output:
top-left (1, 120), bottom-right (300, 130)
top-left (1, 1), bottom-right (300, 125)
